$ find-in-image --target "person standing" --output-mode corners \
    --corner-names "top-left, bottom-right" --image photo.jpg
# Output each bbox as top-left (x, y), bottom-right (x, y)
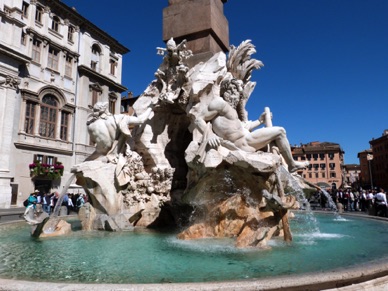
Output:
top-left (374, 188), bottom-right (387, 217)
top-left (76, 194), bottom-right (85, 212)
top-left (67, 194), bottom-right (74, 214)
top-left (366, 190), bottom-right (374, 214)
top-left (42, 193), bottom-right (51, 215)
top-left (23, 190), bottom-right (38, 216)
top-left (360, 190), bottom-right (367, 212)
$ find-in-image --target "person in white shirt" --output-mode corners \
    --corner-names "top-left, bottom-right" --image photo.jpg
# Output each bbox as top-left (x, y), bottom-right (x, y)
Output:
top-left (374, 188), bottom-right (387, 217)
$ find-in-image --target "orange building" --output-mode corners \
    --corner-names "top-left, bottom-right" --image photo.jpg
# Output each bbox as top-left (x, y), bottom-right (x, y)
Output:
top-left (292, 142), bottom-right (345, 190)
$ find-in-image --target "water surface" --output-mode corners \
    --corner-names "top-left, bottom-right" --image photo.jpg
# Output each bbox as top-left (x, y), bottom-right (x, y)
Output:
top-left (0, 213), bottom-right (386, 284)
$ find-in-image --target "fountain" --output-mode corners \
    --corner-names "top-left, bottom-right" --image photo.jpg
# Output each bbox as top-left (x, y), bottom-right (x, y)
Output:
top-left (12, 17), bottom-right (388, 291)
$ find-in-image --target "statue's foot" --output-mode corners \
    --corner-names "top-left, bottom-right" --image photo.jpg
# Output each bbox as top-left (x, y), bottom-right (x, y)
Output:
top-left (289, 161), bottom-right (309, 173)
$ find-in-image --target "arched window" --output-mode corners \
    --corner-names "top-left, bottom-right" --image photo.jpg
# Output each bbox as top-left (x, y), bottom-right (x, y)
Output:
top-left (39, 95), bottom-right (58, 138)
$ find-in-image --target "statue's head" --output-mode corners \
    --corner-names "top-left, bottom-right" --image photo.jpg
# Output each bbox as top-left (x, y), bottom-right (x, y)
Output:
top-left (93, 102), bottom-right (109, 114)
top-left (220, 78), bottom-right (243, 109)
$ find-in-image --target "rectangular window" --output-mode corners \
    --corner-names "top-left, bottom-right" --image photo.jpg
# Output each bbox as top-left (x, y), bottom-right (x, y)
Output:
top-left (92, 89), bottom-right (98, 106)
top-left (21, 31), bottom-right (26, 45)
top-left (329, 163), bottom-right (335, 170)
top-left (24, 101), bottom-right (35, 134)
top-left (328, 153), bottom-right (334, 160)
top-left (65, 56), bottom-right (72, 78)
top-left (109, 100), bottom-right (116, 114)
top-left (52, 16), bottom-right (60, 32)
top-left (91, 61), bottom-right (97, 71)
top-left (60, 111), bottom-right (69, 141)
top-left (35, 154), bottom-right (44, 163)
top-left (319, 153), bottom-right (325, 160)
top-left (306, 154), bottom-right (311, 161)
top-left (32, 39), bottom-right (41, 63)
top-left (320, 163), bottom-right (326, 169)
top-left (322, 172), bottom-right (325, 178)
top-left (67, 26), bottom-right (74, 42)
top-left (47, 47), bottom-right (59, 70)
top-left (313, 154), bottom-right (318, 161)
top-left (35, 6), bottom-right (43, 23)
top-left (308, 173), bottom-right (312, 178)
top-left (39, 106), bottom-right (56, 138)
top-left (110, 59), bottom-right (116, 75)
top-left (315, 173), bottom-right (318, 178)
top-left (22, 2), bottom-right (29, 18)
top-left (330, 172), bottom-right (336, 178)
top-left (46, 156), bottom-right (54, 165)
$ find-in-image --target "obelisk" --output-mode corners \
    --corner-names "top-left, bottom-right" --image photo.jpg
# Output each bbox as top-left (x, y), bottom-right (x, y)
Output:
top-left (163, 0), bottom-right (229, 65)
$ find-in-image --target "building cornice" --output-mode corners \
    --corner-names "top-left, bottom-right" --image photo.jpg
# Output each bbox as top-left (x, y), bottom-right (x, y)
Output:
top-left (78, 65), bottom-right (127, 93)
top-left (0, 8), bottom-right (26, 28)
top-left (14, 141), bottom-right (73, 156)
top-left (26, 27), bottom-right (80, 59)
top-left (44, 0), bottom-right (130, 55)
top-left (0, 44), bottom-right (31, 64)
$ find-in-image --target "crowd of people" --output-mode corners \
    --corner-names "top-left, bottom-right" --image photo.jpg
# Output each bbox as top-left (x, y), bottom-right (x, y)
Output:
top-left (25, 190), bottom-right (87, 215)
top-left (310, 187), bottom-right (388, 217)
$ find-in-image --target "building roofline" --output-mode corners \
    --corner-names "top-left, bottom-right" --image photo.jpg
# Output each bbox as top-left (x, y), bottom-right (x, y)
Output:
top-left (48, 0), bottom-right (130, 55)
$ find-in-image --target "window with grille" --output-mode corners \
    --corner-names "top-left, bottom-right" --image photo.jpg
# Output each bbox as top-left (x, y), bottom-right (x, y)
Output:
top-left (48, 47), bottom-right (59, 70)
top-left (39, 95), bottom-right (57, 138)
top-left (24, 101), bottom-right (35, 134)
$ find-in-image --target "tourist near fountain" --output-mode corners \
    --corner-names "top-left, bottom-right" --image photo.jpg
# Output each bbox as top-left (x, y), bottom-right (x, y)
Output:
top-left (24, 37), bottom-right (313, 248)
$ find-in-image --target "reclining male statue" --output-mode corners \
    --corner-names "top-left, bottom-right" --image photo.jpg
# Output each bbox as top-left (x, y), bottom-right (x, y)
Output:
top-left (194, 78), bottom-right (309, 173)
top-left (86, 102), bottom-right (153, 162)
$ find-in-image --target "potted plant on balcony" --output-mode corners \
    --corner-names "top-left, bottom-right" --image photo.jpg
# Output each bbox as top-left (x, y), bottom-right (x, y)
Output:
top-left (29, 161), bottom-right (64, 180)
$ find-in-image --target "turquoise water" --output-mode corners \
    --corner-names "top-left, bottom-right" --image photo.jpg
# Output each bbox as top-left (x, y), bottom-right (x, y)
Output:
top-left (0, 213), bottom-right (387, 284)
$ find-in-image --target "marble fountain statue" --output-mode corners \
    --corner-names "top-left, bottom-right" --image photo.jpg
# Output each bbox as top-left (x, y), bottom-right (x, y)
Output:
top-left (25, 38), bottom-right (310, 248)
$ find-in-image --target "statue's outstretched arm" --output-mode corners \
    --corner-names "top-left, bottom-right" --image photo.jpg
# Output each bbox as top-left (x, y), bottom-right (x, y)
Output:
top-left (128, 106), bottom-right (154, 125)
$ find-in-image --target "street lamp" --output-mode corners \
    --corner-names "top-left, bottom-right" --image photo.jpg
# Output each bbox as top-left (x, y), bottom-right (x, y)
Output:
top-left (367, 154), bottom-right (373, 189)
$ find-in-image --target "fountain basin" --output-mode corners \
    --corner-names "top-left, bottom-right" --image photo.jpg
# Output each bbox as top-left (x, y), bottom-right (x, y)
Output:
top-left (1, 212), bottom-right (388, 290)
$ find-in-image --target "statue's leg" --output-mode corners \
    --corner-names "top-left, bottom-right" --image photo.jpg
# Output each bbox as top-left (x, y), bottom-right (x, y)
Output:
top-left (248, 127), bottom-right (308, 172)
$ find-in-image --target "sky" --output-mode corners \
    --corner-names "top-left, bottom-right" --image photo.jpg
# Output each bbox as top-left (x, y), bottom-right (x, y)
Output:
top-left (62, 0), bottom-right (388, 165)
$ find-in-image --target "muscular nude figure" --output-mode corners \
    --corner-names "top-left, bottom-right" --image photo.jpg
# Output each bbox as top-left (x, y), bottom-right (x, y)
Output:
top-left (86, 102), bottom-right (153, 162)
top-left (194, 79), bottom-right (309, 172)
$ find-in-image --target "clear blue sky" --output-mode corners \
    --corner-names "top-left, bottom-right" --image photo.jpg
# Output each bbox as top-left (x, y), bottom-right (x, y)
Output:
top-left (62, 0), bottom-right (388, 165)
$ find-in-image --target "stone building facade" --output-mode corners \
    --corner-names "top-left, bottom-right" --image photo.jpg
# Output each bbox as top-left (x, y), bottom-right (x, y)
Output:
top-left (368, 130), bottom-right (388, 190)
top-left (291, 141), bottom-right (345, 189)
top-left (357, 149), bottom-right (373, 189)
top-left (0, 0), bottom-right (128, 207)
